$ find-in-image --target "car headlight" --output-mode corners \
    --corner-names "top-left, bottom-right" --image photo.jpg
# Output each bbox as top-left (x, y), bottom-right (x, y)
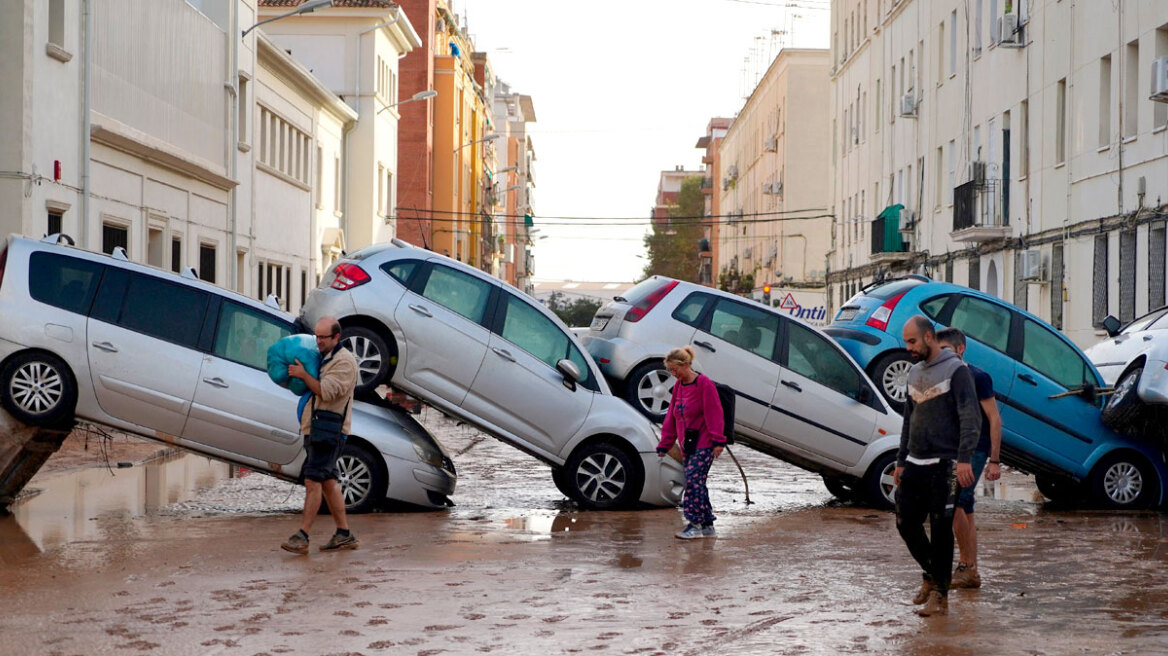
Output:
top-left (412, 442), bottom-right (444, 468)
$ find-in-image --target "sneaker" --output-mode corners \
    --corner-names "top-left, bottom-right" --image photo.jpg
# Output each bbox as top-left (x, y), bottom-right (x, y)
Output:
top-left (320, 532), bottom-right (359, 552)
top-left (951, 563), bottom-right (982, 589)
top-left (912, 578), bottom-right (935, 605)
top-left (281, 532), bottom-right (309, 555)
top-left (675, 523), bottom-right (704, 540)
top-left (916, 590), bottom-right (948, 616)
top-left (702, 524), bottom-right (717, 538)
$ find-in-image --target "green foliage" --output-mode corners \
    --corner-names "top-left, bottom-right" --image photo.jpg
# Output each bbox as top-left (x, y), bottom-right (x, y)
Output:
top-left (642, 175), bottom-right (705, 283)
top-left (545, 292), bottom-right (603, 328)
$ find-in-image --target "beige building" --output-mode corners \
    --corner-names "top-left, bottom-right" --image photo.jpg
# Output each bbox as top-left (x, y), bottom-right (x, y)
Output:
top-left (830, 0), bottom-right (1168, 347)
top-left (717, 48), bottom-right (832, 300)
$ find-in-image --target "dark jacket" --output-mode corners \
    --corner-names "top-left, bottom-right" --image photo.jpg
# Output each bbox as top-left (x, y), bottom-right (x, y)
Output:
top-left (897, 348), bottom-right (981, 466)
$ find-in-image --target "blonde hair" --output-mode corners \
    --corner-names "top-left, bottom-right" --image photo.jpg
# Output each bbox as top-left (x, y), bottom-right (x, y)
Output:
top-left (664, 345), bottom-right (696, 367)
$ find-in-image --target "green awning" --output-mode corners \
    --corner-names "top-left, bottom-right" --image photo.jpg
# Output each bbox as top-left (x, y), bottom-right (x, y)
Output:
top-left (877, 204), bottom-right (905, 252)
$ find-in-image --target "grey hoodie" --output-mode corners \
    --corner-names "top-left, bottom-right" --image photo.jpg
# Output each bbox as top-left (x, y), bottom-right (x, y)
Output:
top-left (897, 347), bottom-right (981, 466)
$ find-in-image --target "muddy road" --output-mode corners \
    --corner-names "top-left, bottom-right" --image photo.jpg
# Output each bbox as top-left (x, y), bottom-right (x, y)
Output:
top-left (2, 409), bottom-right (1168, 656)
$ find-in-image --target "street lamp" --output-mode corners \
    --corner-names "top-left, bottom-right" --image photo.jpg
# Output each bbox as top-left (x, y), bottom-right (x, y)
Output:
top-left (242, 0), bottom-right (333, 38)
top-left (454, 133), bottom-right (500, 153)
top-left (377, 89), bottom-right (437, 115)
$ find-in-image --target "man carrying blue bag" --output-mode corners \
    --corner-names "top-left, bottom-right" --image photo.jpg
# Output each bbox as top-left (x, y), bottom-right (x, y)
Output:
top-left (278, 317), bottom-right (360, 555)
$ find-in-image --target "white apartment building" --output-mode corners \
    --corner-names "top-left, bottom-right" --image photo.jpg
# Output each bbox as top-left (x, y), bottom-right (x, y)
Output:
top-left (718, 49), bottom-right (833, 296)
top-left (493, 80), bottom-right (537, 295)
top-left (830, 0), bottom-right (1168, 347)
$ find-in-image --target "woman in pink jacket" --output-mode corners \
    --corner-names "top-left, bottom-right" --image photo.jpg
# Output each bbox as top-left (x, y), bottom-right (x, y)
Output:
top-left (656, 346), bottom-right (725, 539)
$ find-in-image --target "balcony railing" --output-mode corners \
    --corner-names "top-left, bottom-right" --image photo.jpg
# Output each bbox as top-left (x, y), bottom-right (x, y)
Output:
top-left (952, 180), bottom-right (1011, 242)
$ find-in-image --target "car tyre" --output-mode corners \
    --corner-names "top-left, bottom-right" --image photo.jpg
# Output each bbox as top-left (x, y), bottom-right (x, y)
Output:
top-left (564, 442), bottom-right (644, 510)
top-left (1089, 452), bottom-right (1158, 510)
top-left (551, 466), bottom-right (574, 499)
top-left (0, 351), bottom-right (77, 429)
top-left (1101, 366), bottom-right (1152, 437)
top-left (625, 361), bottom-right (674, 423)
top-left (341, 326), bottom-right (395, 397)
top-left (333, 442), bottom-right (387, 514)
top-left (1035, 474), bottom-right (1082, 505)
top-left (822, 475), bottom-right (859, 502)
top-left (869, 352), bottom-right (913, 413)
top-left (861, 451), bottom-right (898, 511)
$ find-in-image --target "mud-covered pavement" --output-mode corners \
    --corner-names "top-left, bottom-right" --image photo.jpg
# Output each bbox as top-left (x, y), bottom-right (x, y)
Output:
top-left (3, 409), bottom-right (1168, 656)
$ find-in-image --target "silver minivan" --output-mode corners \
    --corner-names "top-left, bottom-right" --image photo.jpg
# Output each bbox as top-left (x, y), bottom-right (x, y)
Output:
top-left (583, 276), bottom-right (903, 508)
top-left (0, 234), bottom-right (456, 512)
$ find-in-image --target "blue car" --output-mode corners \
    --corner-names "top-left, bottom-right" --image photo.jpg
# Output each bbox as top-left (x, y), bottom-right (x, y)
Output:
top-left (824, 275), bottom-right (1167, 509)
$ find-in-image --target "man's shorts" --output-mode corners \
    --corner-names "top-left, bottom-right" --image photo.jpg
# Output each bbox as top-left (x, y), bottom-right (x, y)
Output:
top-left (956, 450), bottom-right (990, 513)
top-left (303, 434), bottom-right (345, 482)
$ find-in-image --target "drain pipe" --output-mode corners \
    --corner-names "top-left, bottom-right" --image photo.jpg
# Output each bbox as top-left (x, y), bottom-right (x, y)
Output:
top-left (80, 0), bottom-right (92, 249)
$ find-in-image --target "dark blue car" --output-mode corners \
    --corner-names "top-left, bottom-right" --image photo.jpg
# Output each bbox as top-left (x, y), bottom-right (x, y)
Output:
top-left (824, 276), bottom-right (1166, 509)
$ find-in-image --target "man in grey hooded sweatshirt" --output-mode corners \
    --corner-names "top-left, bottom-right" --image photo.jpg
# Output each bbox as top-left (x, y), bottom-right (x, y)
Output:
top-left (893, 315), bottom-right (981, 617)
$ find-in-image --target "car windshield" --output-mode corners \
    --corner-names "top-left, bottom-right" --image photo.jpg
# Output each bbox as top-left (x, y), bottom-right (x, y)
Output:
top-left (858, 277), bottom-right (927, 301)
top-left (1121, 306), bottom-right (1168, 334)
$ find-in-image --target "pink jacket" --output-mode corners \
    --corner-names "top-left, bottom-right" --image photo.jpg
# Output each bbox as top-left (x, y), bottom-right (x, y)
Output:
top-left (657, 374), bottom-right (725, 455)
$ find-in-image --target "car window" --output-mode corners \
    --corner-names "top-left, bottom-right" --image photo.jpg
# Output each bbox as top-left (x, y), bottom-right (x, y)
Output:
top-left (1123, 307), bottom-right (1168, 333)
top-left (861, 277), bottom-right (927, 300)
top-left (1021, 319), bottom-right (1089, 389)
top-left (672, 292), bottom-right (711, 327)
top-left (28, 252), bottom-right (103, 315)
top-left (919, 294), bottom-right (950, 320)
top-left (707, 298), bottom-right (779, 360)
top-left (213, 301), bottom-right (292, 370)
top-left (500, 294), bottom-right (596, 390)
top-left (420, 265), bottom-right (492, 323)
top-left (119, 274), bottom-right (210, 348)
top-left (948, 296), bottom-right (1011, 352)
top-left (786, 322), bottom-right (865, 399)
top-left (381, 260), bottom-right (419, 286)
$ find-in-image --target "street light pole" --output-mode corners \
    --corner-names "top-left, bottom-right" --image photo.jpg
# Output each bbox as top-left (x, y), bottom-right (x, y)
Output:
top-left (377, 89), bottom-right (438, 115)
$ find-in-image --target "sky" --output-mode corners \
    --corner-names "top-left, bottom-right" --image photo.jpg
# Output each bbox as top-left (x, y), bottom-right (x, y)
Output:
top-left (457, 0), bottom-right (831, 283)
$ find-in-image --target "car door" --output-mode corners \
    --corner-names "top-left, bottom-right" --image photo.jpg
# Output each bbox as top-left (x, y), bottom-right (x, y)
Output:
top-left (86, 268), bottom-right (208, 436)
top-left (392, 262), bottom-right (493, 406)
top-left (691, 297), bottom-right (783, 435)
top-left (767, 320), bottom-right (879, 467)
top-left (183, 300), bottom-right (302, 464)
top-left (465, 291), bottom-right (595, 458)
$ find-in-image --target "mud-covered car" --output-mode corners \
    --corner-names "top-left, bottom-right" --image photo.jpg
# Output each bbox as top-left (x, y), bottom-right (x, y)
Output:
top-left (0, 234), bottom-right (455, 512)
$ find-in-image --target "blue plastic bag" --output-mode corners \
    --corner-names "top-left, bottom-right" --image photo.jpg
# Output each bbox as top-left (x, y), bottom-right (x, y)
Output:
top-left (267, 334), bottom-right (321, 397)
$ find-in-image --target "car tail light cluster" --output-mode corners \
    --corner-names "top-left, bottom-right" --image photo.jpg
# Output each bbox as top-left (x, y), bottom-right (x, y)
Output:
top-left (624, 280), bottom-right (678, 323)
top-left (0, 245), bottom-right (7, 292)
top-left (330, 262), bottom-right (371, 290)
top-left (865, 292), bottom-right (906, 332)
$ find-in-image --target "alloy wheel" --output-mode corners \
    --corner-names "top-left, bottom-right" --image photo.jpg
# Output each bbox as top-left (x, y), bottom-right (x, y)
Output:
top-left (344, 335), bottom-right (383, 386)
top-left (1102, 461), bottom-right (1143, 506)
top-left (574, 452), bottom-right (628, 503)
top-left (10, 361), bottom-right (64, 415)
top-left (636, 368), bottom-right (675, 416)
top-left (882, 360), bottom-right (912, 403)
top-left (336, 453), bottom-right (374, 508)
top-left (1107, 371), bottom-right (1137, 410)
top-left (877, 459), bottom-right (898, 507)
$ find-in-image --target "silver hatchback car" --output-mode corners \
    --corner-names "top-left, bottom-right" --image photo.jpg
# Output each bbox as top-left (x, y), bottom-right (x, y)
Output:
top-left (299, 240), bottom-right (684, 510)
top-left (0, 234), bottom-right (455, 512)
top-left (583, 276), bottom-right (903, 508)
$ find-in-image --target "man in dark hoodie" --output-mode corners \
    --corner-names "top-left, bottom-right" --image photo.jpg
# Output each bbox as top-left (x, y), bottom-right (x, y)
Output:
top-left (893, 315), bottom-right (981, 617)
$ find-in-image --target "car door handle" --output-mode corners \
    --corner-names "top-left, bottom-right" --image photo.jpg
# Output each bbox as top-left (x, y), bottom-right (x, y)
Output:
top-left (92, 341), bottom-right (118, 353)
top-left (1144, 335), bottom-right (1153, 341)
top-left (202, 377), bottom-right (229, 389)
top-left (781, 380), bottom-right (802, 392)
top-left (694, 340), bottom-right (716, 352)
top-left (1017, 373), bottom-right (1038, 386)
top-left (491, 347), bottom-right (515, 362)
top-left (408, 304), bottom-right (433, 318)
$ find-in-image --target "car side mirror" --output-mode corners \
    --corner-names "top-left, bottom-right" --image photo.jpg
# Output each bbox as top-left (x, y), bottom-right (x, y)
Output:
top-left (556, 359), bottom-right (581, 391)
top-left (1101, 315), bottom-right (1121, 337)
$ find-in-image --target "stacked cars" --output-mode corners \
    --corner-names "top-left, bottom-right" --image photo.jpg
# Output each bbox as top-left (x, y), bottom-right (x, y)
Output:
top-left (1086, 309), bottom-right (1168, 439)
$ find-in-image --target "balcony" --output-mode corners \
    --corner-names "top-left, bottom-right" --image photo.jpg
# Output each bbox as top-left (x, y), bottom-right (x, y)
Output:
top-left (870, 205), bottom-right (914, 264)
top-left (951, 180), bottom-right (1011, 242)
top-left (701, 177), bottom-right (713, 195)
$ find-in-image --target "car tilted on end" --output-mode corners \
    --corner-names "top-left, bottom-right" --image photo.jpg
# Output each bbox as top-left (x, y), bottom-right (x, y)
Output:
top-left (298, 240), bottom-right (685, 510)
top-left (582, 276), bottom-right (904, 509)
top-left (0, 234), bottom-right (455, 512)
top-left (1086, 308), bottom-right (1168, 440)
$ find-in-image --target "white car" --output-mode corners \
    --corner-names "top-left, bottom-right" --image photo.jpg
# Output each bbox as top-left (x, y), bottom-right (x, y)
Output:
top-left (1086, 309), bottom-right (1168, 438)
top-left (582, 276), bottom-right (904, 509)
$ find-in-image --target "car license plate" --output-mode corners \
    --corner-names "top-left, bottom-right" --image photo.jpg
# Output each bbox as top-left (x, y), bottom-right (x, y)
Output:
top-left (590, 316), bottom-right (610, 331)
top-left (836, 308), bottom-right (858, 322)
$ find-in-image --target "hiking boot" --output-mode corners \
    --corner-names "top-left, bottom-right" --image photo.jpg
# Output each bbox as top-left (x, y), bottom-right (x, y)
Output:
top-left (281, 531), bottom-right (309, 555)
top-left (952, 563), bottom-right (982, 589)
top-left (675, 523), bottom-right (704, 540)
top-left (916, 590), bottom-right (948, 616)
top-left (912, 578), bottom-right (935, 605)
top-left (702, 524), bottom-right (717, 538)
top-left (320, 532), bottom-right (359, 552)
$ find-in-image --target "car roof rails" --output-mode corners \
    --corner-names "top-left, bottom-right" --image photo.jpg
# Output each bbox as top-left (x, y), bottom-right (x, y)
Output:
top-left (40, 233), bottom-right (75, 246)
top-left (180, 267), bottom-right (199, 280)
top-left (110, 246), bottom-right (129, 261)
top-left (264, 294), bottom-right (282, 310)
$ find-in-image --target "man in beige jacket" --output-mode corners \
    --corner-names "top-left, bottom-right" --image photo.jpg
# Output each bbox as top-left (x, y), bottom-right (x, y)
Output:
top-left (281, 317), bottom-right (359, 554)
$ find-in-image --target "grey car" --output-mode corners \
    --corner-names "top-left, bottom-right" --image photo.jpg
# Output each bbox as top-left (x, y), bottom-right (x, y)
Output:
top-left (0, 234), bottom-right (456, 512)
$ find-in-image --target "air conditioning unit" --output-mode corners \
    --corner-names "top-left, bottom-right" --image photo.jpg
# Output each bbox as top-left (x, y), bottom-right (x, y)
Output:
top-left (743, 247), bottom-right (753, 259)
top-left (727, 164), bottom-right (739, 178)
top-left (900, 92), bottom-right (917, 117)
top-left (997, 14), bottom-right (1022, 47)
top-left (1152, 56), bottom-right (1168, 102)
top-left (722, 177), bottom-right (731, 191)
top-left (772, 181), bottom-right (783, 196)
top-left (1020, 249), bottom-right (1046, 281)
top-left (503, 244), bottom-right (515, 264)
top-left (763, 182), bottom-right (779, 195)
top-left (972, 160), bottom-right (988, 186)
top-left (764, 135), bottom-right (778, 152)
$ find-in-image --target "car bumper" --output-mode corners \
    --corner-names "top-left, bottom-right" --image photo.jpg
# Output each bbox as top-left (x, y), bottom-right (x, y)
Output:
top-left (823, 325), bottom-right (901, 367)
top-left (1138, 358), bottom-right (1168, 405)
top-left (384, 452), bottom-right (456, 509)
top-left (584, 335), bottom-right (655, 380)
top-left (637, 452), bottom-right (684, 507)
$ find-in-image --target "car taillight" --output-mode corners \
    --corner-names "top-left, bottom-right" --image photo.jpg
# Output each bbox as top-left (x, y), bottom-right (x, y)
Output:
top-left (624, 280), bottom-right (679, 323)
top-left (330, 262), bottom-right (371, 290)
top-left (865, 292), bottom-right (906, 332)
top-left (0, 246), bottom-right (7, 292)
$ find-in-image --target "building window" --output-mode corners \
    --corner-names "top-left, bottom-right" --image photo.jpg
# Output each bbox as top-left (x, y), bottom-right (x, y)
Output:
top-left (1020, 99), bottom-right (1030, 173)
top-left (102, 223), bottom-right (128, 256)
top-left (47, 210), bottom-right (62, 237)
top-left (1092, 234), bottom-right (1109, 326)
top-left (334, 156), bottom-right (341, 213)
top-left (1124, 39), bottom-right (1139, 139)
top-left (1056, 79), bottom-right (1067, 164)
top-left (1150, 223), bottom-right (1166, 310)
top-left (257, 260), bottom-right (292, 310)
top-left (1051, 242), bottom-right (1064, 330)
top-left (1119, 228), bottom-right (1137, 322)
top-left (171, 236), bottom-right (182, 273)
top-left (949, 11), bottom-right (957, 77)
top-left (316, 146), bottom-right (324, 209)
top-left (257, 106), bottom-right (311, 185)
top-left (936, 23), bottom-right (944, 85)
top-left (1156, 25), bottom-right (1168, 129)
top-left (238, 75), bottom-right (249, 145)
top-left (1099, 55), bottom-right (1112, 148)
top-left (200, 243), bottom-right (217, 284)
top-left (147, 227), bottom-right (164, 268)
top-left (969, 257), bottom-right (980, 291)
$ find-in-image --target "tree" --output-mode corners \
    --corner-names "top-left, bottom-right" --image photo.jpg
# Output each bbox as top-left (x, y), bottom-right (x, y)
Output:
top-left (546, 292), bottom-right (603, 328)
top-left (642, 175), bottom-right (704, 282)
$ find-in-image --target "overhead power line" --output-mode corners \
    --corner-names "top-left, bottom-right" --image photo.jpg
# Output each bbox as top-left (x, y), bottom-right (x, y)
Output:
top-left (394, 207), bottom-right (832, 227)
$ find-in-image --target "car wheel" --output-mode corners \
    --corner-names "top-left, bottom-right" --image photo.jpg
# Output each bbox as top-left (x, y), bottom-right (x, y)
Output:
top-left (1089, 452), bottom-right (1159, 510)
top-left (0, 351), bottom-right (77, 428)
top-left (1035, 474), bottom-right (1082, 505)
top-left (335, 442), bottom-right (387, 514)
top-left (861, 451), bottom-right (898, 511)
top-left (551, 466), bottom-right (573, 499)
top-left (341, 326), bottom-right (394, 396)
top-left (1101, 366), bottom-right (1151, 437)
top-left (564, 442), bottom-right (644, 510)
top-left (822, 475), bottom-right (858, 502)
top-left (625, 362), bottom-right (674, 423)
top-left (870, 352), bottom-right (913, 413)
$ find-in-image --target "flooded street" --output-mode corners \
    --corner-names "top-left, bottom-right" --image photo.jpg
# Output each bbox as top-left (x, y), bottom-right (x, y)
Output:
top-left (3, 410), bottom-right (1168, 655)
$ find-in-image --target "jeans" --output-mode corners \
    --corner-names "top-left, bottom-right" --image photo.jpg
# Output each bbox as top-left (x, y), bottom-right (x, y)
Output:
top-left (682, 448), bottom-right (716, 526)
top-left (896, 460), bottom-right (959, 594)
